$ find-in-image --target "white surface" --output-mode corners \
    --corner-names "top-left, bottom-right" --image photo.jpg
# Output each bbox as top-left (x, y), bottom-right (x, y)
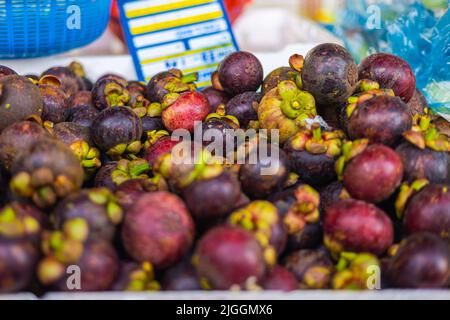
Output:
top-left (39, 290), bottom-right (450, 300)
top-left (0, 44), bottom-right (317, 81)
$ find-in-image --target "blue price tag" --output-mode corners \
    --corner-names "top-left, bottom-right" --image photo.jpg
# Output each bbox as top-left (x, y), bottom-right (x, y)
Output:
top-left (117, 0), bottom-right (239, 87)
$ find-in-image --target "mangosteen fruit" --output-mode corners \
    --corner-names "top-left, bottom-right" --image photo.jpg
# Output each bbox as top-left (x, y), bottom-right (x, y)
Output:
top-left (92, 106), bottom-right (143, 159)
top-left (122, 192), bottom-right (195, 269)
top-left (324, 199), bottom-right (394, 256)
top-left (386, 233), bottom-right (450, 288)
top-left (193, 225), bottom-right (266, 290)
top-left (214, 51), bottom-right (263, 96)
top-left (9, 138), bottom-right (84, 208)
top-left (0, 75), bottom-right (43, 131)
top-left (225, 91), bottom-right (262, 128)
top-left (358, 53), bottom-right (416, 103)
top-left (161, 91), bottom-right (210, 132)
top-left (258, 80), bottom-right (317, 143)
top-left (301, 43), bottom-right (358, 107)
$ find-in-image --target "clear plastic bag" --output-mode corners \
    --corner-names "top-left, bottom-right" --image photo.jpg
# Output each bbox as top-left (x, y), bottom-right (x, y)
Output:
top-left (330, 1), bottom-right (449, 118)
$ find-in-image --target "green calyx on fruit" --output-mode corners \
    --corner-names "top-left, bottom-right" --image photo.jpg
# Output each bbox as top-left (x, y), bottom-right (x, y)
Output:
top-left (144, 130), bottom-right (170, 149)
top-left (161, 92), bottom-right (180, 110)
top-left (104, 82), bottom-right (131, 108)
top-left (335, 139), bottom-right (370, 180)
top-left (106, 140), bottom-right (142, 160)
top-left (283, 184), bottom-right (320, 235)
top-left (164, 70), bottom-right (198, 95)
top-left (87, 188), bottom-right (124, 225)
top-left (111, 158), bottom-right (151, 186)
top-left (229, 200), bottom-right (279, 266)
top-left (332, 252), bottom-right (380, 290)
top-left (38, 75), bottom-right (62, 89)
top-left (205, 104), bottom-right (240, 127)
top-left (0, 206), bottom-right (40, 239)
top-left (69, 61), bottom-right (86, 78)
top-left (288, 54), bottom-right (304, 88)
top-left (346, 80), bottom-right (395, 118)
top-left (147, 102), bottom-right (163, 117)
top-left (395, 179), bottom-right (430, 219)
top-left (38, 218), bottom-right (89, 285)
top-left (70, 140), bottom-right (101, 171)
top-left (154, 146), bottom-right (223, 189)
top-left (258, 80), bottom-right (317, 144)
top-left (211, 71), bottom-right (224, 91)
top-left (126, 262), bottom-right (161, 292)
top-left (10, 170), bottom-right (77, 208)
top-left (104, 82), bottom-right (130, 106)
top-left (278, 80), bottom-right (316, 124)
top-left (284, 172), bottom-right (300, 189)
top-left (288, 124), bottom-right (344, 157)
top-left (403, 114), bottom-right (450, 152)
top-left (178, 151), bottom-right (224, 188)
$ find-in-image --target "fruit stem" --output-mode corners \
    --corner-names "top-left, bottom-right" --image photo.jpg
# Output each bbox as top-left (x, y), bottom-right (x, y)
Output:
top-left (181, 72), bottom-right (198, 84)
top-left (130, 162), bottom-right (151, 177)
top-left (311, 125), bottom-right (322, 141)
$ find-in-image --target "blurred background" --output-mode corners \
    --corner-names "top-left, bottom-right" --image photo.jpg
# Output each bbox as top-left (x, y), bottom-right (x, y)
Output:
top-left (0, 0), bottom-right (447, 115)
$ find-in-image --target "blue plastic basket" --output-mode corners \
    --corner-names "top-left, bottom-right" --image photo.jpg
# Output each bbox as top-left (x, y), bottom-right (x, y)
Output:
top-left (0, 0), bottom-right (112, 58)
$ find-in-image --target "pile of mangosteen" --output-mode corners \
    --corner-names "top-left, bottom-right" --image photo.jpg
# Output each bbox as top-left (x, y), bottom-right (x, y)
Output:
top-left (0, 43), bottom-right (449, 295)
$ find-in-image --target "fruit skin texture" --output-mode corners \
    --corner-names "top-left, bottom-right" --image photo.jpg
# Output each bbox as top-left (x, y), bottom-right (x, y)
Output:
top-left (403, 184), bottom-right (450, 238)
top-left (194, 225), bottom-right (266, 290)
top-left (201, 86), bottom-right (230, 113)
top-left (92, 106), bottom-right (143, 153)
top-left (324, 199), bottom-right (394, 256)
top-left (217, 51), bottom-right (264, 96)
top-left (115, 177), bottom-right (168, 210)
top-left (358, 53), bottom-right (416, 103)
top-left (94, 162), bottom-right (118, 191)
top-left (347, 95), bottom-right (412, 146)
top-left (239, 146), bottom-right (289, 199)
top-left (284, 148), bottom-right (337, 189)
top-left (54, 239), bottom-right (119, 292)
top-left (283, 249), bottom-right (334, 289)
top-left (162, 91), bottom-right (210, 132)
top-left (320, 181), bottom-right (346, 213)
top-left (162, 260), bottom-right (201, 291)
top-left (52, 189), bottom-right (122, 241)
top-left (262, 265), bottom-right (298, 291)
top-left (10, 138), bottom-right (84, 208)
top-left (343, 144), bottom-right (403, 203)
top-left (0, 120), bottom-right (51, 171)
top-left (122, 192), bottom-right (195, 269)
top-left (0, 65), bottom-right (17, 78)
top-left (396, 142), bottom-right (450, 184)
top-left (406, 89), bottom-right (427, 117)
top-left (0, 239), bottom-right (38, 293)
top-left (39, 83), bottom-right (69, 124)
top-left (144, 136), bottom-right (180, 166)
top-left (0, 75), bottom-right (43, 131)
top-left (225, 91), bottom-right (262, 128)
top-left (387, 233), bottom-right (450, 288)
top-left (301, 43), bottom-right (358, 107)
top-left (263, 67), bottom-right (300, 95)
top-left (182, 171), bottom-right (241, 220)
top-left (42, 67), bottom-right (80, 97)
top-left (69, 105), bottom-right (99, 128)
top-left (141, 117), bottom-right (165, 138)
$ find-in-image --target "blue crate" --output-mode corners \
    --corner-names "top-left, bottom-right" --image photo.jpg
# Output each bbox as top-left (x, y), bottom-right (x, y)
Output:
top-left (0, 0), bottom-right (112, 58)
